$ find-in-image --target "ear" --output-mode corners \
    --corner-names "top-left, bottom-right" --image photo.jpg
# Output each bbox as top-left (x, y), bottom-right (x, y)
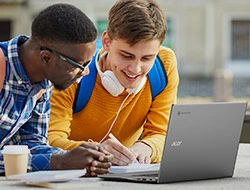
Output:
top-left (102, 31), bottom-right (111, 51)
top-left (40, 51), bottom-right (51, 65)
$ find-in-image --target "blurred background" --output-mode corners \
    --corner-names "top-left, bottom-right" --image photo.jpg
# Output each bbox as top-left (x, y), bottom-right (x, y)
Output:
top-left (0, 0), bottom-right (249, 141)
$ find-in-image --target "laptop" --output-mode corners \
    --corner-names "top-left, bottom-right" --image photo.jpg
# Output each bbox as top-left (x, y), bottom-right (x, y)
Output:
top-left (99, 102), bottom-right (247, 183)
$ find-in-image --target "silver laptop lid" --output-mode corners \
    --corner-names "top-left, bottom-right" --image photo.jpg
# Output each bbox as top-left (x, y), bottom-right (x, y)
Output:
top-left (159, 102), bottom-right (247, 183)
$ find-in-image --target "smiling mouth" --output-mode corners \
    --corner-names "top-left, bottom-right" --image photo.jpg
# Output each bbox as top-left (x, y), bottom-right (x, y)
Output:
top-left (124, 72), bottom-right (140, 79)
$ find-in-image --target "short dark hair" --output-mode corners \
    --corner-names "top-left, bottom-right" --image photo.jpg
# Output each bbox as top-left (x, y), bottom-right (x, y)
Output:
top-left (31, 3), bottom-right (97, 44)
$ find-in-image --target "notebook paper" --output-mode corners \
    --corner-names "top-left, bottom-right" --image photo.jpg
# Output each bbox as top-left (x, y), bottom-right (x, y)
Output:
top-left (109, 163), bottom-right (160, 174)
top-left (7, 169), bottom-right (86, 183)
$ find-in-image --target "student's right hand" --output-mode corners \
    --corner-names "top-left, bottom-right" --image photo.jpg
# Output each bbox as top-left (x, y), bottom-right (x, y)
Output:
top-left (101, 139), bottom-right (137, 166)
top-left (51, 142), bottom-right (113, 176)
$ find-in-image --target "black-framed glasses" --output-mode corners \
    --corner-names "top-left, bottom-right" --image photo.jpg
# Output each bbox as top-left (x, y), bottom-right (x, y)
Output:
top-left (40, 46), bottom-right (91, 74)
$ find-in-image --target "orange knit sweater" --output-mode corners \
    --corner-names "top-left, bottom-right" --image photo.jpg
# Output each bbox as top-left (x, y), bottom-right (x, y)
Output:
top-left (48, 46), bottom-right (179, 162)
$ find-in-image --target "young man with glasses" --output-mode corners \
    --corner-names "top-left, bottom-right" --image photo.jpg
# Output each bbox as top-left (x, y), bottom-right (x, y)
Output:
top-left (49, 0), bottom-right (179, 166)
top-left (0, 3), bottom-right (112, 176)
top-left (39, 46), bottom-right (92, 77)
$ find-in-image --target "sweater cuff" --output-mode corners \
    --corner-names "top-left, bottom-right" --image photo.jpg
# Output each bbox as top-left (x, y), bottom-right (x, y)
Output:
top-left (136, 139), bottom-right (159, 163)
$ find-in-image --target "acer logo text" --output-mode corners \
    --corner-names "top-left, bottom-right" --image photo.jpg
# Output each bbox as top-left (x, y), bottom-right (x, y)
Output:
top-left (171, 141), bottom-right (182, 147)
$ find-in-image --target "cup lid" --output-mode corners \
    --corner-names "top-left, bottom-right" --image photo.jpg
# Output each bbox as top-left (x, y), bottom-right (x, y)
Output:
top-left (2, 145), bottom-right (30, 154)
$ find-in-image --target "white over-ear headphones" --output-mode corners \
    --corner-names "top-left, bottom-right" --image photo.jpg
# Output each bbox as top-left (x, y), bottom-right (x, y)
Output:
top-left (95, 51), bottom-right (147, 97)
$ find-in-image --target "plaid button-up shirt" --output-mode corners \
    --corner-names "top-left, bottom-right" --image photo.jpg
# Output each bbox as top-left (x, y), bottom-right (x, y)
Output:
top-left (0, 35), bottom-right (65, 174)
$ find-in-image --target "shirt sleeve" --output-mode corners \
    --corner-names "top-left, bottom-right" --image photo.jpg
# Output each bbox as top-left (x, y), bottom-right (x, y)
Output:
top-left (0, 89), bottom-right (66, 173)
top-left (0, 148), bottom-right (65, 174)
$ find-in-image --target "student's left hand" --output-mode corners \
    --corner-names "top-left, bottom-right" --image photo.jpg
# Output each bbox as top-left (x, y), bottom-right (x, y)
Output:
top-left (129, 142), bottom-right (152, 164)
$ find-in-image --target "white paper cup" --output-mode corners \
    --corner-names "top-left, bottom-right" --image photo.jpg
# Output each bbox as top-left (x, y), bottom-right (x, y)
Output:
top-left (2, 145), bottom-right (30, 180)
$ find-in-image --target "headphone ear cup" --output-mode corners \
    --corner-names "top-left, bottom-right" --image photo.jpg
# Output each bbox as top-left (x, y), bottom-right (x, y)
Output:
top-left (96, 58), bottom-right (124, 96)
top-left (101, 70), bottom-right (124, 96)
top-left (95, 56), bottom-right (146, 97)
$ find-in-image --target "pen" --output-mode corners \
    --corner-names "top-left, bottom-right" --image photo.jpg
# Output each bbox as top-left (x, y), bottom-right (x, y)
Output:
top-left (108, 133), bottom-right (139, 164)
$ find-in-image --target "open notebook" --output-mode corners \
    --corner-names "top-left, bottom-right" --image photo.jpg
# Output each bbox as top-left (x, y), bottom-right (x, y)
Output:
top-left (109, 163), bottom-right (160, 174)
top-left (99, 102), bottom-right (247, 183)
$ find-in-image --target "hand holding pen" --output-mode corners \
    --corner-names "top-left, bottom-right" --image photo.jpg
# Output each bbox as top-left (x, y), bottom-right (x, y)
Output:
top-left (108, 133), bottom-right (139, 164)
top-left (100, 133), bottom-right (139, 166)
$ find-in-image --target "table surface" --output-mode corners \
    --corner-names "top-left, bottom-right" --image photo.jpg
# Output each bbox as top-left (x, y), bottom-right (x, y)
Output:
top-left (1, 143), bottom-right (250, 190)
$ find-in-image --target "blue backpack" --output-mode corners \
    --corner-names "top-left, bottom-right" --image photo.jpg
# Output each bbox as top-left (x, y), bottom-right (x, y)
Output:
top-left (73, 40), bottom-right (168, 113)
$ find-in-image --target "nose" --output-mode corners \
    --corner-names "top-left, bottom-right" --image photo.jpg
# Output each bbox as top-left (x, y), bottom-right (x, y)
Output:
top-left (128, 60), bottom-right (141, 73)
top-left (74, 77), bottom-right (83, 84)
top-left (74, 67), bottom-right (90, 84)
top-left (80, 67), bottom-right (90, 77)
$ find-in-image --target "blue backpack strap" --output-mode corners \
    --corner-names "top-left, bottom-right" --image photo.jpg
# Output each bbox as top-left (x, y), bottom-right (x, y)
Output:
top-left (148, 55), bottom-right (168, 98)
top-left (73, 54), bottom-right (97, 114)
top-left (73, 41), bottom-right (101, 114)
top-left (0, 41), bottom-right (8, 55)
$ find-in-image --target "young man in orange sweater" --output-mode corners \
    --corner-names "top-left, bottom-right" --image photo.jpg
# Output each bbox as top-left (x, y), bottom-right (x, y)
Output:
top-left (49, 0), bottom-right (179, 166)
